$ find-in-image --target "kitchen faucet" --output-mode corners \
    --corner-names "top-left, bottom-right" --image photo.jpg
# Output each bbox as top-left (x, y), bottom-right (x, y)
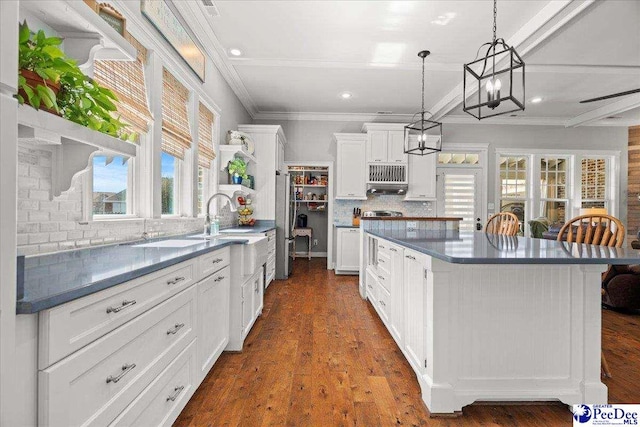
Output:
top-left (204, 193), bottom-right (238, 236)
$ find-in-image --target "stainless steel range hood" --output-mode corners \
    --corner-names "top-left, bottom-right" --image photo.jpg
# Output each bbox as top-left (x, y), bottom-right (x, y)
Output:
top-left (366, 183), bottom-right (408, 195)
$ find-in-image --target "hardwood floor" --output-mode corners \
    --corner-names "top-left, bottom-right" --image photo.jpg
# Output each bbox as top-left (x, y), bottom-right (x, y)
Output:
top-left (175, 259), bottom-right (640, 427)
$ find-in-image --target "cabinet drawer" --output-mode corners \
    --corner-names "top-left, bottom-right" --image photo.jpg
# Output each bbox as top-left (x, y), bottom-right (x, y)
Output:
top-left (198, 247), bottom-right (231, 280)
top-left (39, 286), bottom-right (196, 427)
top-left (365, 269), bottom-right (378, 303)
top-left (109, 339), bottom-right (198, 427)
top-left (376, 284), bottom-right (390, 323)
top-left (376, 269), bottom-right (390, 293)
top-left (39, 260), bottom-right (196, 368)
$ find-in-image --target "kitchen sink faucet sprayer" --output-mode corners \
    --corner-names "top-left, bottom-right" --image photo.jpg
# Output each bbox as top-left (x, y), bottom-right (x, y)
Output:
top-left (204, 193), bottom-right (238, 236)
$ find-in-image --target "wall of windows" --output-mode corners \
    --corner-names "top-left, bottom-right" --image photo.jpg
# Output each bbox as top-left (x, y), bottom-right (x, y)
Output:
top-left (496, 150), bottom-right (618, 235)
top-left (92, 155), bottom-right (130, 216)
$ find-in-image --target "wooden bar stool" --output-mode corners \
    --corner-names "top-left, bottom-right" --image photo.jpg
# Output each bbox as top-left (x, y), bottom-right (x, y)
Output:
top-left (485, 212), bottom-right (520, 236)
top-left (293, 227), bottom-right (312, 260)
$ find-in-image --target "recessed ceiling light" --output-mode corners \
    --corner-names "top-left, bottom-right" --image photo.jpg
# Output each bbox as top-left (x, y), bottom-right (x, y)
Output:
top-left (340, 92), bottom-right (353, 100)
top-left (229, 48), bottom-right (242, 57)
top-left (531, 97), bottom-right (543, 104)
top-left (431, 12), bottom-right (456, 26)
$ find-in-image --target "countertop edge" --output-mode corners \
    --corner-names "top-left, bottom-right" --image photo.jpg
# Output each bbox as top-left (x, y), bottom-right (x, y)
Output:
top-left (365, 230), bottom-right (635, 265)
top-left (16, 239), bottom-right (246, 314)
top-left (361, 217), bottom-right (462, 221)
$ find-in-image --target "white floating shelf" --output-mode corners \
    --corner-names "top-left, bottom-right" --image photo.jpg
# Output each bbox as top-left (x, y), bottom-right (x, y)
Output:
top-left (293, 200), bottom-right (328, 203)
top-left (218, 184), bottom-right (255, 198)
top-left (18, 106), bottom-right (137, 198)
top-left (218, 145), bottom-right (256, 171)
top-left (20, 0), bottom-right (136, 67)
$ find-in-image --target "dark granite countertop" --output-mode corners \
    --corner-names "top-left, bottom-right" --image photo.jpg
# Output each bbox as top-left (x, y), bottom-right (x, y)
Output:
top-left (335, 224), bottom-right (358, 228)
top-left (366, 229), bottom-right (640, 265)
top-left (16, 235), bottom-right (249, 314)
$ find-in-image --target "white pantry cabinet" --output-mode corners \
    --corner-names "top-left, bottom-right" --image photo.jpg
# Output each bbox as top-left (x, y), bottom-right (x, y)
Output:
top-left (335, 227), bottom-right (360, 274)
top-left (334, 133), bottom-right (367, 200)
top-left (405, 152), bottom-right (437, 201)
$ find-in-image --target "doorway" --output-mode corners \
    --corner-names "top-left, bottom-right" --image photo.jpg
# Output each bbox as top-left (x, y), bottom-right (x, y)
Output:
top-left (437, 168), bottom-right (483, 232)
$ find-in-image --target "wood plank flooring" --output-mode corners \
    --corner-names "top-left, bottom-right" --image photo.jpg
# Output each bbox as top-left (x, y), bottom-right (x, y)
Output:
top-left (175, 258), bottom-right (640, 427)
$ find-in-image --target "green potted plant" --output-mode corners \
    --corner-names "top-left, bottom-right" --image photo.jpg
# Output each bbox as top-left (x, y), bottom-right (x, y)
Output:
top-left (228, 157), bottom-right (248, 185)
top-left (17, 21), bottom-right (134, 141)
top-left (17, 21), bottom-right (77, 113)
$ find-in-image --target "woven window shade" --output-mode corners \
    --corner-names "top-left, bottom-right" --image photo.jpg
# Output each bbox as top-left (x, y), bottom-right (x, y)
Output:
top-left (162, 69), bottom-right (192, 159)
top-left (198, 103), bottom-right (216, 168)
top-left (93, 34), bottom-right (152, 137)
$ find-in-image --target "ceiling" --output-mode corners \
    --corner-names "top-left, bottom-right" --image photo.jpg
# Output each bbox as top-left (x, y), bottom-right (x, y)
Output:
top-left (185, 0), bottom-right (640, 127)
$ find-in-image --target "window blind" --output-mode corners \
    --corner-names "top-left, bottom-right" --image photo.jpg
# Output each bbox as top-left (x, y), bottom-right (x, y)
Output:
top-left (93, 34), bottom-right (152, 137)
top-left (198, 102), bottom-right (216, 168)
top-left (162, 68), bottom-right (192, 159)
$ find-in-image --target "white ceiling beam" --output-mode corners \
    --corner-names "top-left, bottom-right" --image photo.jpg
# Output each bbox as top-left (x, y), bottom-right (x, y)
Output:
top-left (229, 58), bottom-right (640, 75)
top-left (565, 93), bottom-right (640, 127)
top-left (429, 0), bottom-right (596, 121)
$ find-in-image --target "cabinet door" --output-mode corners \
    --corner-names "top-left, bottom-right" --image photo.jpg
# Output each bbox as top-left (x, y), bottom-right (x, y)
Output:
top-left (404, 250), bottom-right (426, 374)
top-left (405, 152), bottom-right (437, 200)
top-left (277, 138), bottom-right (285, 173)
top-left (197, 266), bottom-right (230, 380)
top-left (367, 131), bottom-right (388, 163)
top-left (252, 269), bottom-right (264, 320)
top-left (387, 131), bottom-right (407, 163)
top-left (241, 280), bottom-right (253, 338)
top-left (336, 139), bottom-right (366, 199)
top-left (389, 244), bottom-right (404, 346)
top-left (336, 228), bottom-right (360, 271)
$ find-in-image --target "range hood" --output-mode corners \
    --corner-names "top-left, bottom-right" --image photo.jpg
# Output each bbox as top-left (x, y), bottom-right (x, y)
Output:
top-left (366, 183), bottom-right (408, 195)
top-left (366, 164), bottom-right (408, 195)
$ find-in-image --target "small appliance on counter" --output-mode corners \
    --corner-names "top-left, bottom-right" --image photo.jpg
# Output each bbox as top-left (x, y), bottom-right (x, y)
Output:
top-left (362, 210), bottom-right (404, 217)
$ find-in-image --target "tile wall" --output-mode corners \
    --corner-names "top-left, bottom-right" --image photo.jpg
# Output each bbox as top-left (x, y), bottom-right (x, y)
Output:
top-left (333, 195), bottom-right (436, 225)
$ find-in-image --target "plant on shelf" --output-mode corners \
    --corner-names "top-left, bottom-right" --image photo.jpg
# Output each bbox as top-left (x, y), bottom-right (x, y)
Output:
top-left (227, 157), bottom-right (248, 185)
top-left (17, 21), bottom-right (134, 141)
top-left (17, 21), bottom-right (76, 113)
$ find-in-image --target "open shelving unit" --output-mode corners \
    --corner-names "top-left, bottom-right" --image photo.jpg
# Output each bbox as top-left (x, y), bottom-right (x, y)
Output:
top-left (218, 145), bottom-right (257, 171)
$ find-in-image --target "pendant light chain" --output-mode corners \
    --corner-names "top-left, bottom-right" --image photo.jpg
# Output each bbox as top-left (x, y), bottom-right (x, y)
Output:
top-left (493, 0), bottom-right (497, 44)
top-left (421, 55), bottom-right (425, 113)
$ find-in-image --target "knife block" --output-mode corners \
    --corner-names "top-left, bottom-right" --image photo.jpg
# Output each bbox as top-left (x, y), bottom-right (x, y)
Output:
top-left (352, 216), bottom-right (360, 227)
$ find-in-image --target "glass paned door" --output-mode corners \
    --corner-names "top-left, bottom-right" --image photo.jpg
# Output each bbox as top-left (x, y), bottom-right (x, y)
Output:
top-left (437, 168), bottom-right (482, 232)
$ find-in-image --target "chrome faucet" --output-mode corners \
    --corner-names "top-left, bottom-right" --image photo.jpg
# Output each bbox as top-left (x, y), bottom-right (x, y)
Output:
top-left (204, 193), bottom-right (238, 236)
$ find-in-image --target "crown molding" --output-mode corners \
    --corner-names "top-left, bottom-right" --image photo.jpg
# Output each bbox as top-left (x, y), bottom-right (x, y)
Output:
top-left (253, 111), bottom-right (415, 123)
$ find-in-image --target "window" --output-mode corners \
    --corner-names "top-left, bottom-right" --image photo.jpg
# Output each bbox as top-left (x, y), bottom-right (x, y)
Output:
top-left (197, 102), bottom-right (216, 215)
top-left (499, 156), bottom-right (527, 229)
top-left (197, 166), bottom-right (207, 214)
top-left (161, 69), bottom-right (192, 216)
top-left (93, 155), bottom-right (129, 215)
top-left (581, 157), bottom-right (608, 209)
top-left (93, 34), bottom-right (152, 137)
top-left (161, 152), bottom-right (177, 215)
top-left (539, 157), bottom-right (568, 223)
top-left (438, 152), bottom-right (479, 165)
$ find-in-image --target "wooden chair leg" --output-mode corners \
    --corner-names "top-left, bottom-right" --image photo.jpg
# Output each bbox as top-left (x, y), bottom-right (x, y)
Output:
top-left (601, 352), bottom-right (612, 378)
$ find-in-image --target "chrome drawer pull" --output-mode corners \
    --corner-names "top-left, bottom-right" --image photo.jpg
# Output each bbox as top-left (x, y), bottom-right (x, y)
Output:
top-left (379, 259), bottom-right (385, 263)
top-left (390, 248), bottom-right (397, 252)
top-left (166, 323), bottom-right (185, 335)
top-left (378, 275), bottom-right (385, 281)
top-left (106, 363), bottom-right (136, 383)
top-left (212, 258), bottom-right (223, 264)
top-left (405, 255), bottom-right (416, 260)
top-left (379, 245), bottom-right (385, 249)
top-left (106, 299), bottom-right (136, 313)
top-left (167, 276), bottom-right (186, 285)
top-left (214, 276), bottom-right (225, 282)
top-left (167, 385), bottom-right (185, 402)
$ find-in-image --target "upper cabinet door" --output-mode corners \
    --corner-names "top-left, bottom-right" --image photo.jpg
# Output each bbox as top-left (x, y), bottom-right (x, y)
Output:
top-left (367, 131), bottom-right (388, 163)
top-left (405, 153), bottom-right (437, 201)
top-left (336, 138), bottom-right (367, 199)
top-left (387, 131), bottom-right (407, 163)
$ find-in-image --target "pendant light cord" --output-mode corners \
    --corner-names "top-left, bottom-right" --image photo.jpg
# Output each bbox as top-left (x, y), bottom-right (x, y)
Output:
top-left (491, 0), bottom-right (497, 79)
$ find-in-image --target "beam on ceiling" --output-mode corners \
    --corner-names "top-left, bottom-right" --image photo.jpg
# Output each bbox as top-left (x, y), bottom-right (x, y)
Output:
top-left (565, 93), bottom-right (640, 127)
top-left (429, 0), bottom-right (596, 121)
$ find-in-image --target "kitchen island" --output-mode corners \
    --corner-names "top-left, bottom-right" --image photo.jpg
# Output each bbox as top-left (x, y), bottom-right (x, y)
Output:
top-left (361, 227), bottom-right (640, 416)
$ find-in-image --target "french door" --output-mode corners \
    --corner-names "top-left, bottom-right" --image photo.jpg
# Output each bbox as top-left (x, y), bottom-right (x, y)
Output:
top-left (436, 168), bottom-right (483, 232)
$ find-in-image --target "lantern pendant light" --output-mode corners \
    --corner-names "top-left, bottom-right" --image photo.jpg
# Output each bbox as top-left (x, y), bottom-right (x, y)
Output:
top-left (404, 50), bottom-right (443, 156)
top-left (463, 0), bottom-right (525, 120)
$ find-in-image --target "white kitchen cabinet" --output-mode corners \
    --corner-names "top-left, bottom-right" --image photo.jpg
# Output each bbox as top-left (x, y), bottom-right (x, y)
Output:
top-left (403, 249), bottom-right (428, 375)
top-left (405, 152), bottom-right (437, 201)
top-left (277, 137), bottom-right (285, 173)
top-left (336, 228), bottom-right (360, 274)
top-left (240, 268), bottom-right (263, 339)
top-left (387, 131), bottom-right (407, 163)
top-left (367, 130), bottom-right (388, 163)
top-left (334, 133), bottom-right (367, 200)
top-left (252, 268), bottom-right (264, 320)
top-left (196, 265), bottom-right (230, 381)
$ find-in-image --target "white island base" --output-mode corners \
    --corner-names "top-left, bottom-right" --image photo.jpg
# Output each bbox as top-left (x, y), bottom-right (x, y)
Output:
top-left (362, 234), bottom-right (609, 416)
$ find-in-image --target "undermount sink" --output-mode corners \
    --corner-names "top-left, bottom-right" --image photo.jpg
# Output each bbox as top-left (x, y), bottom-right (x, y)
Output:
top-left (132, 239), bottom-right (205, 248)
